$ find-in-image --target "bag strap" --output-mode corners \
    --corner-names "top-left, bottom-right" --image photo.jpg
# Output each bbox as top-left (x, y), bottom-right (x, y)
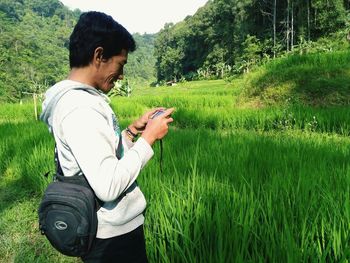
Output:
top-left (54, 146), bottom-right (64, 178)
top-left (54, 145), bottom-right (104, 209)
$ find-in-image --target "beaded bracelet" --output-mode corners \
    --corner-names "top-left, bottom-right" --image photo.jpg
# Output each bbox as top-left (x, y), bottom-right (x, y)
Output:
top-left (126, 127), bottom-right (138, 142)
top-left (126, 127), bottom-right (138, 137)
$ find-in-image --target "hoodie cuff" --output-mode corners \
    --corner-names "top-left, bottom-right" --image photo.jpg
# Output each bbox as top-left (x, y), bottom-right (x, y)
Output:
top-left (132, 137), bottom-right (154, 168)
top-left (122, 130), bottom-right (135, 150)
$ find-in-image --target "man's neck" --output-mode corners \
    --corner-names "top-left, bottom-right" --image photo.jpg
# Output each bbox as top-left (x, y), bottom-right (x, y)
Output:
top-left (68, 66), bottom-right (97, 88)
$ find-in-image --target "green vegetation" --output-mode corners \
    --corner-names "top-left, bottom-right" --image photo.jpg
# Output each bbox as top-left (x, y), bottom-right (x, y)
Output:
top-left (154, 0), bottom-right (350, 82)
top-left (125, 33), bottom-right (157, 87)
top-left (0, 0), bottom-right (76, 102)
top-left (0, 0), bottom-right (156, 102)
top-left (240, 50), bottom-right (350, 105)
top-left (1, 70), bottom-right (349, 261)
top-left (1, 0), bottom-right (349, 262)
top-left (1, 0), bottom-right (349, 102)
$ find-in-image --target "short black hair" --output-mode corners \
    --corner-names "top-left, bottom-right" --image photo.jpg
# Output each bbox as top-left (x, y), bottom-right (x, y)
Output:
top-left (69, 11), bottom-right (136, 68)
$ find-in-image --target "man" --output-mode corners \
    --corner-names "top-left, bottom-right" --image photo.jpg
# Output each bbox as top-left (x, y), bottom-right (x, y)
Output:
top-left (40, 11), bottom-right (173, 262)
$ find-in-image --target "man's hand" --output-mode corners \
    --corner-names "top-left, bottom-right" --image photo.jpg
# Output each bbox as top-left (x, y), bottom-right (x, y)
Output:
top-left (128, 107), bottom-right (166, 135)
top-left (141, 108), bottom-right (174, 146)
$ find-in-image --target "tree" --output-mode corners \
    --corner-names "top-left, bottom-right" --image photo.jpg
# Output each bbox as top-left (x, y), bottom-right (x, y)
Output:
top-left (240, 34), bottom-right (262, 73)
top-left (152, 0), bottom-right (349, 83)
top-left (0, 0), bottom-right (156, 102)
top-left (311, 0), bottom-right (347, 37)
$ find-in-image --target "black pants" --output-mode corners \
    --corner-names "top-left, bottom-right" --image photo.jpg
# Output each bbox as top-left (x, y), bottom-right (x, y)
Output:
top-left (82, 225), bottom-right (148, 263)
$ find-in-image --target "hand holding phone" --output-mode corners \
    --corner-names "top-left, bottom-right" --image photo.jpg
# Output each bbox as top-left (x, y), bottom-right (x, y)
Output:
top-left (151, 110), bottom-right (165, 119)
top-left (142, 108), bottom-right (174, 145)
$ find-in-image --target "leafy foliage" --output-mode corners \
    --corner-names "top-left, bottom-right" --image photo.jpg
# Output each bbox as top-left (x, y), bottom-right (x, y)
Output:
top-left (124, 33), bottom-right (157, 87)
top-left (109, 79), bottom-right (132, 97)
top-left (0, 0), bottom-right (157, 102)
top-left (0, 0), bottom-right (76, 102)
top-left (240, 50), bottom-right (350, 106)
top-left (154, 0), bottom-right (350, 82)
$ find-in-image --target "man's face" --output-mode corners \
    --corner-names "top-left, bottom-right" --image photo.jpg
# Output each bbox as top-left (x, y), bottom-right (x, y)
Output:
top-left (96, 49), bottom-right (128, 93)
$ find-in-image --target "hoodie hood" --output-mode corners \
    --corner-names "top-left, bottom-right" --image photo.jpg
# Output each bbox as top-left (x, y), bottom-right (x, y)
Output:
top-left (40, 80), bottom-right (109, 133)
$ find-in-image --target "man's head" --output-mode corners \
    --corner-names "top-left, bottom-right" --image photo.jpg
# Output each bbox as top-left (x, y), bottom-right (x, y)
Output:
top-left (69, 11), bottom-right (135, 68)
top-left (69, 11), bottom-right (136, 93)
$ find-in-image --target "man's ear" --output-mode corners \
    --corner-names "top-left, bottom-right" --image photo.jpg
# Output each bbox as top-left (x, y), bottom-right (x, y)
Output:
top-left (93, 47), bottom-right (104, 65)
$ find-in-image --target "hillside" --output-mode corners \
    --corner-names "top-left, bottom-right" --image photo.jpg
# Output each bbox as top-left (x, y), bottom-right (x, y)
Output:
top-left (124, 33), bottom-right (156, 87)
top-left (0, 0), bottom-right (156, 102)
top-left (0, 0), bottom-right (76, 102)
top-left (154, 0), bottom-right (350, 82)
top-left (238, 50), bottom-right (350, 106)
top-left (1, 0), bottom-right (349, 107)
top-left (136, 50), bottom-right (350, 107)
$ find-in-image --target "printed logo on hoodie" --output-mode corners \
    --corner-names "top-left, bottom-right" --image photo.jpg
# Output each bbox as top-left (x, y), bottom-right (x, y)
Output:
top-left (112, 114), bottom-right (124, 159)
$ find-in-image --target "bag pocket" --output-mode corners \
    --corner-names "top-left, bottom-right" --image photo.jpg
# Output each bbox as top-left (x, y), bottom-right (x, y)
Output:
top-left (38, 181), bottom-right (97, 257)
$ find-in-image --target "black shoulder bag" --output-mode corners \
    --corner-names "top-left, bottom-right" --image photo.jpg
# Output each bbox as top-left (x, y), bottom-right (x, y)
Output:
top-left (38, 147), bottom-right (102, 257)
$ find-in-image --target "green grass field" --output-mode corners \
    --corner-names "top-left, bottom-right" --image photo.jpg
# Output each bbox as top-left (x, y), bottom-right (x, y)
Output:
top-left (1, 56), bottom-right (350, 262)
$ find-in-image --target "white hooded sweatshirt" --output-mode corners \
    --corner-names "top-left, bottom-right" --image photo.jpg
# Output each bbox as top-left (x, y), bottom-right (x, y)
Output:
top-left (40, 79), bottom-right (154, 238)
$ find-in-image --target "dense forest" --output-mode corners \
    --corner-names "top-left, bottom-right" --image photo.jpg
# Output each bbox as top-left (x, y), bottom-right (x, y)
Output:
top-left (0, 0), bottom-right (156, 102)
top-left (154, 0), bottom-right (350, 82)
top-left (1, 0), bottom-right (349, 102)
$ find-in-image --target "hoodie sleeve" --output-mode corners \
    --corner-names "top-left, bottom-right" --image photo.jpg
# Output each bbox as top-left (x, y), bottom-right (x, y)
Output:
top-left (60, 106), bottom-right (154, 202)
top-left (121, 129), bottom-right (135, 152)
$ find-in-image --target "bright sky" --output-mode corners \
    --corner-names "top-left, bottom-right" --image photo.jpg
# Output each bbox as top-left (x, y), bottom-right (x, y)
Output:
top-left (59, 0), bottom-right (208, 34)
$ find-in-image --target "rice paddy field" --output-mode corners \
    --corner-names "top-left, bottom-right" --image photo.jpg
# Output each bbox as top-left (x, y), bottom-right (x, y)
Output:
top-left (0, 79), bottom-right (350, 262)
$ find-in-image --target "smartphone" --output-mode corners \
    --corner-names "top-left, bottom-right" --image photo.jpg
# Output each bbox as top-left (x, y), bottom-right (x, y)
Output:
top-left (151, 110), bottom-right (165, 119)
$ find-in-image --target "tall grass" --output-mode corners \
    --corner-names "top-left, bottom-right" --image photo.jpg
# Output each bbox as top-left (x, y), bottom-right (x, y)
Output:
top-left (242, 50), bottom-right (350, 105)
top-left (0, 77), bottom-right (349, 262)
top-left (0, 103), bottom-right (38, 123)
top-left (142, 129), bottom-right (350, 262)
top-left (113, 96), bottom-right (350, 135)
